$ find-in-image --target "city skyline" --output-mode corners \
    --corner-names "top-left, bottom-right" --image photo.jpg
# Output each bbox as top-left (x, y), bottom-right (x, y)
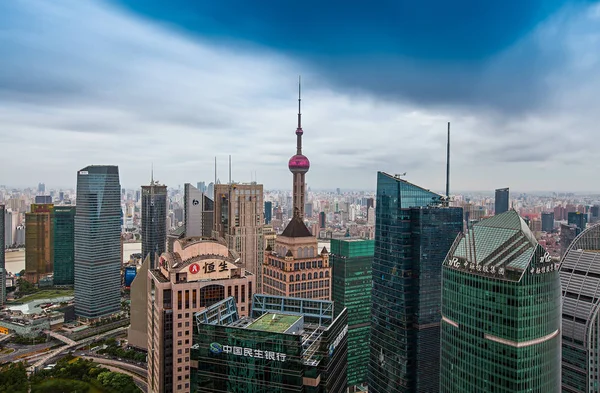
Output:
top-left (1, 1), bottom-right (600, 191)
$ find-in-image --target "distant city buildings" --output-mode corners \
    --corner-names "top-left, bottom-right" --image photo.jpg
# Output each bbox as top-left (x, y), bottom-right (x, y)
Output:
top-left (560, 223), bottom-right (600, 392)
top-left (568, 211), bottom-right (587, 232)
top-left (141, 179), bottom-right (167, 269)
top-left (34, 195), bottom-right (52, 204)
top-left (494, 187), bottom-right (509, 215)
top-left (191, 294), bottom-right (348, 392)
top-left (440, 210), bottom-right (561, 392)
top-left (331, 238), bottom-right (373, 390)
top-left (368, 172), bottom-right (463, 393)
top-left (146, 238), bottom-right (254, 393)
top-left (74, 165), bottom-right (122, 319)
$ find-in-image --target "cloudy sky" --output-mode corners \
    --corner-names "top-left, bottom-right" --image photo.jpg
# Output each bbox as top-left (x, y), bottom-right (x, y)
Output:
top-left (1, 0), bottom-right (600, 192)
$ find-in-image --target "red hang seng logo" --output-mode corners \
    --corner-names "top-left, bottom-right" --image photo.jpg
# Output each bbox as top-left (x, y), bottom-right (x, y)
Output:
top-left (189, 263), bottom-right (200, 274)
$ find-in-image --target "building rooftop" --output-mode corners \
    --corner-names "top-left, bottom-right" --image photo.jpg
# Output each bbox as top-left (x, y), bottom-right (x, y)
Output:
top-left (281, 216), bottom-right (313, 238)
top-left (246, 313), bottom-right (301, 333)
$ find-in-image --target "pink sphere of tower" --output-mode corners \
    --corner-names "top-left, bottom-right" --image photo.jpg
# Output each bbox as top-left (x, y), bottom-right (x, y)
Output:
top-left (289, 154), bottom-right (310, 173)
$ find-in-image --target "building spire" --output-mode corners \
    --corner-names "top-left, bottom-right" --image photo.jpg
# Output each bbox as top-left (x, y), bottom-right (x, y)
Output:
top-left (151, 162), bottom-right (154, 184)
top-left (298, 75), bottom-right (302, 129)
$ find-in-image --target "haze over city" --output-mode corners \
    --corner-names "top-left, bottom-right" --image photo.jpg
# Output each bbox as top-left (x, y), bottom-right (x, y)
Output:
top-left (2, 0), bottom-right (600, 191)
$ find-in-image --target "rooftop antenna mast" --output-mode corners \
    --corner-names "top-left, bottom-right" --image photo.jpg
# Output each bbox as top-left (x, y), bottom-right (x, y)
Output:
top-left (446, 122), bottom-right (451, 200)
top-left (214, 156), bottom-right (217, 185)
top-left (229, 155), bottom-right (232, 185)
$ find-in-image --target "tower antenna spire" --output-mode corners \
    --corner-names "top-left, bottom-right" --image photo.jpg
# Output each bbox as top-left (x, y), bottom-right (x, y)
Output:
top-left (298, 75), bottom-right (302, 129)
top-left (151, 162), bottom-right (154, 184)
top-left (446, 122), bottom-right (450, 199)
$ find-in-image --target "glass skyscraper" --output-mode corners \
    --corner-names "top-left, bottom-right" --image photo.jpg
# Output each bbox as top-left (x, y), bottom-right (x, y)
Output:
top-left (368, 172), bottom-right (463, 393)
top-left (560, 223), bottom-right (600, 392)
top-left (440, 210), bottom-right (561, 392)
top-left (74, 165), bottom-right (122, 319)
top-left (53, 206), bottom-right (75, 286)
top-left (331, 238), bottom-right (374, 389)
top-left (494, 187), bottom-right (509, 215)
top-left (141, 181), bottom-right (167, 269)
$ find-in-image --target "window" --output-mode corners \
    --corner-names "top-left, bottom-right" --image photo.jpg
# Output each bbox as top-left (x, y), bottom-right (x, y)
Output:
top-left (308, 273), bottom-right (312, 280)
top-left (192, 289), bottom-right (197, 308)
top-left (319, 272), bottom-right (324, 278)
top-left (290, 275), bottom-right (294, 282)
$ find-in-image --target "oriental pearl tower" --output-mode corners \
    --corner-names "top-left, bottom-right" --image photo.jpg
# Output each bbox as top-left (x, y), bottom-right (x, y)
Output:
top-left (288, 77), bottom-right (310, 220)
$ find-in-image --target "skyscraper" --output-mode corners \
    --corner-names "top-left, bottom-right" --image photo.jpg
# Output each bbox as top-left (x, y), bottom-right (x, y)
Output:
top-left (0, 204), bottom-right (5, 306)
top-left (263, 80), bottom-right (331, 300)
top-left (331, 238), bottom-right (374, 390)
top-left (560, 223), bottom-right (600, 392)
top-left (35, 195), bottom-right (52, 204)
top-left (568, 211), bottom-right (587, 231)
top-left (264, 201), bottom-right (272, 224)
top-left (185, 183), bottom-right (214, 238)
top-left (368, 172), bottom-right (463, 393)
top-left (74, 165), bottom-right (122, 319)
top-left (494, 187), bottom-right (509, 214)
top-left (214, 182), bottom-right (263, 281)
top-left (25, 203), bottom-right (54, 283)
top-left (542, 211), bottom-right (555, 232)
top-left (142, 178), bottom-right (167, 269)
top-left (440, 210), bottom-right (561, 392)
top-left (53, 206), bottom-right (75, 286)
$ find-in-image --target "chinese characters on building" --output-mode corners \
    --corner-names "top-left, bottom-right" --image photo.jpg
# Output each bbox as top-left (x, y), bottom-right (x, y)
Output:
top-left (193, 343), bottom-right (287, 362)
top-left (189, 261), bottom-right (229, 274)
top-left (446, 255), bottom-right (559, 277)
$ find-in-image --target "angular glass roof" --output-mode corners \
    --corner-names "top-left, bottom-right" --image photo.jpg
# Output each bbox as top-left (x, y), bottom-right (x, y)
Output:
top-left (450, 210), bottom-right (539, 281)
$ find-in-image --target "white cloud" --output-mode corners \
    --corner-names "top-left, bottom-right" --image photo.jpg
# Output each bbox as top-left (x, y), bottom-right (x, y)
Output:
top-left (1, 0), bottom-right (600, 192)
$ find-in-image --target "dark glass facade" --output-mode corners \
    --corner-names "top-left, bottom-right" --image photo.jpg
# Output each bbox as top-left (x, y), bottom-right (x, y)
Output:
top-left (53, 206), bottom-right (75, 286)
top-left (265, 201), bottom-right (272, 224)
top-left (440, 211), bottom-right (561, 393)
top-left (142, 183), bottom-right (167, 269)
top-left (568, 211), bottom-right (587, 231)
top-left (542, 212), bottom-right (554, 233)
top-left (368, 172), bottom-right (463, 393)
top-left (331, 238), bottom-right (373, 389)
top-left (495, 187), bottom-right (509, 215)
top-left (74, 165), bottom-right (122, 319)
top-left (192, 295), bottom-right (348, 393)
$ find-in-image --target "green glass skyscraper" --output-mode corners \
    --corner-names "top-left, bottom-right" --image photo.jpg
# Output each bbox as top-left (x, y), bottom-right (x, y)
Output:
top-left (74, 165), bottom-right (122, 319)
top-left (440, 210), bottom-right (561, 392)
top-left (53, 206), bottom-right (75, 286)
top-left (368, 172), bottom-right (463, 393)
top-left (331, 238), bottom-right (374, 390)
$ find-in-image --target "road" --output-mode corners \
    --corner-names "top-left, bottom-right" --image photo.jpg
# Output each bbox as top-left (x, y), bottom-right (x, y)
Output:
top-left (0, 342), bottom-right (55, 363)
top-left (80, 355), bottom-right (147, 392)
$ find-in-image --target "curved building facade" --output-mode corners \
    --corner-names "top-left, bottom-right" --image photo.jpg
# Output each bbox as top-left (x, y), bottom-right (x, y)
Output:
top-left (440, 210), bottom-right (561, 393)
top-left (560, 223), bottom-right (600, 392)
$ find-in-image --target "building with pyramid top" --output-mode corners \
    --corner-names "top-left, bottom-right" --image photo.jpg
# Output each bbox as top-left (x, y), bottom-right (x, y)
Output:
top-left (440, 209), bottom-right (561, 392)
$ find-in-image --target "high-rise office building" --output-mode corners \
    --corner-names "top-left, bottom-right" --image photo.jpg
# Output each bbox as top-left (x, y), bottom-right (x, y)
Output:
top-left (207, 182), bottom-right (215, 200)
top-left (305, 201), bottom-right (313, 218)
top-left (197, 181), bottom-right (206, 193)
top-left (560, 223), bottom-right (600, 392)
top-left (38, 182), bottom-right (45, 194)
top-left (264, 201), bottom-right (272, 224)
top-left (214, 182), bottom-right (263, 282)
top-left (142, 179), bottom-right (167, 269)
top-left (191, 294), bottom-right (348, 393)
top-left (568, 211), bottom-right (587, 231)
top-left (561, 223), bottom-right (580, 256)
top-left (184, 183), bottom-right (214, 238)
top-left (542, 211), bottom-right (555, 233)
top-left (440, 210), bottom-right (561, 392)
top-left (494, 187), bottom-right (509, 214)
top-left (4, 208), bottom-right (15, 247)
top-left (368, 172), bottom-right (463, 393)
top-left (74, 165), bottom-right (122, 319)
top-left (263, 83), bottom-right (331, 299)
top-left (331, 238), bottom-right (374, 390)
top-left (319, 211), bottom-right (326, 229)
top-left (35, 195), bottom-right (52, 204)
top-left (25, 203), bottom-right (54, 283)
top-left (53, 206), bottom-right (75, 286)
top-left (147, 238), bottom-right (255, 393)
top-left (0, 204), bottom-right (5, 306)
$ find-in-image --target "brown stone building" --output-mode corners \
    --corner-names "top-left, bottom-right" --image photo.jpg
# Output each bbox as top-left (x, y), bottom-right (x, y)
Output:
top-left (146, 237), bottom-right (254, 393)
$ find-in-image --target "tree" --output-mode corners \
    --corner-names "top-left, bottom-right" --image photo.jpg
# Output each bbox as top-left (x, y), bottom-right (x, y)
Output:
top-left (0, 362), bottom-right (28, 393)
